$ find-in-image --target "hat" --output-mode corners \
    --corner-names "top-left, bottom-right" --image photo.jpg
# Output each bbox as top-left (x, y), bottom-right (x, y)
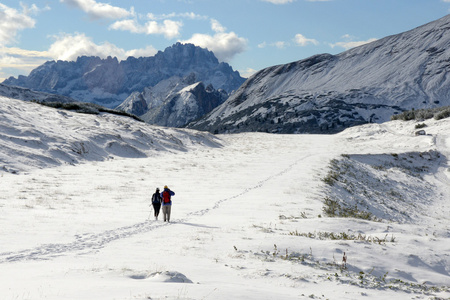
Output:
top-left (164, 185), bottom-right (168, 189)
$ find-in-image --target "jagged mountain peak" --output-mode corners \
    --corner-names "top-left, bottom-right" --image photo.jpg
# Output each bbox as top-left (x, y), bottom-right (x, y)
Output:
top-left (3, 43), bottom-right (245, 109)
top-left (155, 42), bottom-right (219, 65)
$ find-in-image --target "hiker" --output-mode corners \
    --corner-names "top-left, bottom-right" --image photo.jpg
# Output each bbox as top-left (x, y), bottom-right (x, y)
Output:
top-left (160, 185), bottom-right (175, 222)
top-left (151, 188), bottom-right (162, 220)
top-left (342, 252), bottom-right (347, 268)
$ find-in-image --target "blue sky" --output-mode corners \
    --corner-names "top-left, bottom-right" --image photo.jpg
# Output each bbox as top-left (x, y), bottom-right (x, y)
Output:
top-left (0, 0), bottom-right (449, 82)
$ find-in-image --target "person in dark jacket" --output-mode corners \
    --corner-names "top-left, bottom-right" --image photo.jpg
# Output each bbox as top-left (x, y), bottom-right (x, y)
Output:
top-left (151, 188), bottom-right (162, 220)
top-left (160, 185), bottom-right (175, 222)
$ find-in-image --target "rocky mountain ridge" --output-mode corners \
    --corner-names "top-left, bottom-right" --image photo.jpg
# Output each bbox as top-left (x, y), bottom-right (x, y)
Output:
top-left (187, 14), bottom-right (450, 134)
top-left (3, 43), bottom-right (245, 109)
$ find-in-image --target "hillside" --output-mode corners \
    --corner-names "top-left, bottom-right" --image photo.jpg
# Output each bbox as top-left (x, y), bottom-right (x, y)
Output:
top-left (0, 94), bottom-right (449, 299)
top-left (0, 96), bottom-right (221, 174)
top-left (187, 14), bottom-right (450, 134)
top-left (0, 83), bottom-right (75, 103)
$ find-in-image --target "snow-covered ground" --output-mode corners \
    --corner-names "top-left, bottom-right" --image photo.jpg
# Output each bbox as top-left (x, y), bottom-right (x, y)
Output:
top-left (0, 96), bottom-right (449, 299)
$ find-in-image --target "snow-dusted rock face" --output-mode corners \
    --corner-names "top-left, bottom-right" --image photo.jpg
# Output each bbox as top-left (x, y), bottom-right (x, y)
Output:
top-left (187, 14), bottom-right (450, 134)
top-left (141, 81), bottom-right (228, 127)
top-left (3, 43), bottom-right (245, 109)
top-left (116, 73), bottom-right (228, 127)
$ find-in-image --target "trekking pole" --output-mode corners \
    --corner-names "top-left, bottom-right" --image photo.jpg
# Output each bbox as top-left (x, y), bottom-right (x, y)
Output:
top-left (148, 204), bottom-right (153, 221)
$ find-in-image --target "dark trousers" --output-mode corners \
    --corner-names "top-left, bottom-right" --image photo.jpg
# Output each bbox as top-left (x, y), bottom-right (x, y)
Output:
top-left (152, 203), bottom-right (161, 217)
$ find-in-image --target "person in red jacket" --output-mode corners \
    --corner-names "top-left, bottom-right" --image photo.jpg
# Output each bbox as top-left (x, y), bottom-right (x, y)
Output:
top-left (160, 185), bottom-right (175, 222)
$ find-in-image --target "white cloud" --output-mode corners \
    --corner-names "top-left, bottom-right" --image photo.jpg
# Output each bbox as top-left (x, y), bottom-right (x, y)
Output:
top-left (109, 12), bottom-right (213, 39)
top-left (261, 0), bottom-right (331, 2)
top-left (0, 48), bottom-right (50, 71)
top-left (259, 33), bottom-right (318, 51)
top-left (211, 19), bottom-right (226, 33)
top-left (275, 41), bottom-right (288, 49)
top-left (181, 32), bottom-right (247, 62)
top-left (239, 67), bottom-right (258, 78)
top-left (257, 42), bottom-right (267, 49)
top-left (0, 47), bottom-right (51, 58)
top-left (331, 39), bottom-right (377, 50)
top-left (110, 18), bottom-right (183, 39)
top-left (258, 40), bottom-right (290, 49)
top-left (147, 12), bottom-right (207, 21)
top-left (109, 19), bottom-right (142, 34)
top-left (0, 3), bottom-right (51, 80)
top-left (0, 3), bottom-right (36, 46)
top-left (260, 34), bottom-right (319, 50)
top-left (20, 3), bottom-right (51, 16)
top-left (294, 33), bottom-right (319, 46)
top-left (109, 12), bottom-right (210, 39)
top-left (180, 12), bottom-right (208, 20)
top-left (110, 19), bottom-right (182, 39)
top-left (180, 20), bottom-right (247, 62)
top-left (60, 0), bottom-right (133, 20)
top-left (48, 33), bottom-right (156, 61)
top-left (110, 16), bottom-right (246, 60)
top-left (0, 47), bottom-right (52, 81)
top-left (330, 35), bottom-right (377, 50)
top-left (145, 20), bottom-right (183, 39)
top-left (261, 0), bottom-right (295, 4)
top-left (125, 46), bottom-right (158, 58)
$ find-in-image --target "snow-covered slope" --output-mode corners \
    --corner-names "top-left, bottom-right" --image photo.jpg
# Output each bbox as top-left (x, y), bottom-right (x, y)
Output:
top-left (188, 14), bottom-right (450, 134)
top-left (0, 96), bottom-right (221, 174)
top-left (0, 83), bottom-right (74, 103)
top-left (3, 43), bottom-right (245, 108)
top-left (0, 93), bottom-right (449, 299)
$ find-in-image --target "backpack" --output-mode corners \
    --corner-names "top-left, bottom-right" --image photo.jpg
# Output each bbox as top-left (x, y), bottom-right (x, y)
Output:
top-left (162, 190), bottom-right (171, 204)
top-left (152, 193), bottom-right (161, 204)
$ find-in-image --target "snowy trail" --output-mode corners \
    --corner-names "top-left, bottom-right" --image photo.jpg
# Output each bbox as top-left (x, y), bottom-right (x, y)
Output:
top-left (2, 98), bottom-right (450, 299)
top-left (0, 150), bottom-right (316, 264)
top-left (427, 133), bottom-right (450, 235)
top-left (0, 221), bottom-right (168, 263)
top-left (185, 153), bottom-right (313, 218)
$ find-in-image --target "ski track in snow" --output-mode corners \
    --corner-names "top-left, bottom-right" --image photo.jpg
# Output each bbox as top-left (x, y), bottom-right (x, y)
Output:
top-left (0, 154), bottom-right (309, 264)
